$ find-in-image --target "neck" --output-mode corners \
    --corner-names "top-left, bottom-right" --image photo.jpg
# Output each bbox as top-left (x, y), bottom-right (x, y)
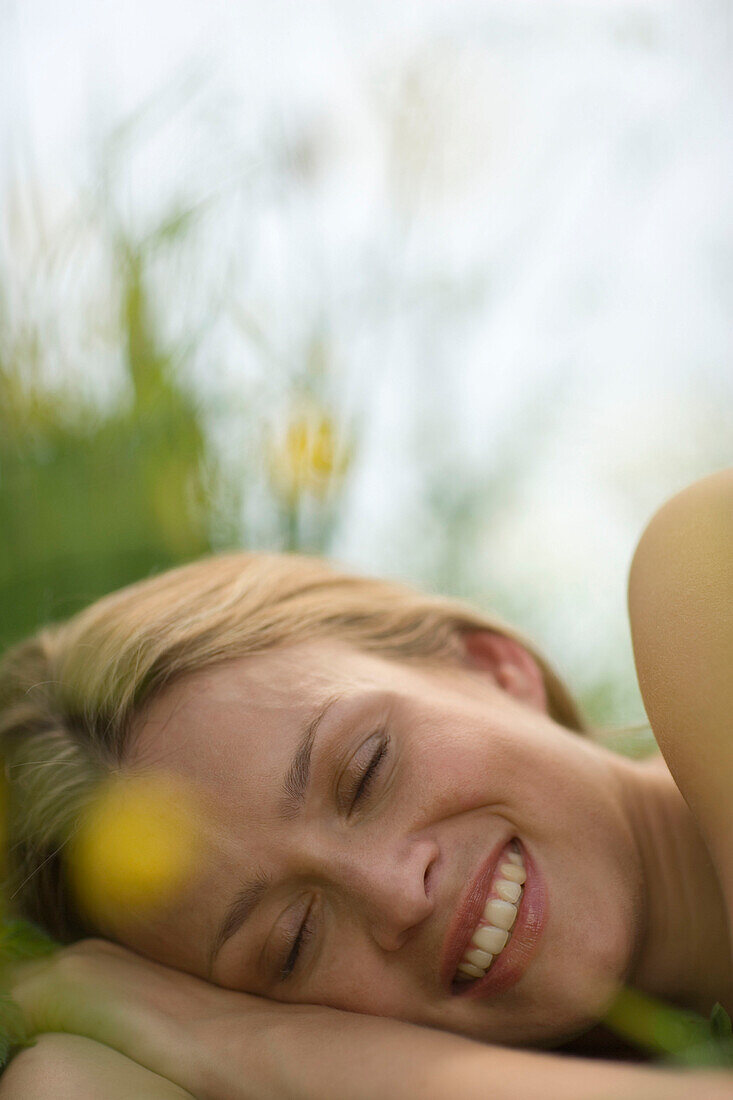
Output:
top-left (613, 753), bottom-right (733, 1017)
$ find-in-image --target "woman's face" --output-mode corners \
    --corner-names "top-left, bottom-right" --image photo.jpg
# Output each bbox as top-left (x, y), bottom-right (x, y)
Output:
top-left (121, 633), bottom-right (641, 1048)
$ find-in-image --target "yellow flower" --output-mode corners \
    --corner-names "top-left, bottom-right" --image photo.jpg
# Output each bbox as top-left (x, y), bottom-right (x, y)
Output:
top-left (268, 405), bottom-right (351, 503)
top-left (68, 773), bottom-right (202, 924)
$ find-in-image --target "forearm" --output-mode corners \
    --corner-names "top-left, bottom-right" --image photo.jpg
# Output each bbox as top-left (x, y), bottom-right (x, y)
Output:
top-left (9, 942), bottom-right (733, 1100)
top-left (0, 1033), bottom-right (195, 1100)
top-left (196, 1006), bottom-right (733, 1100)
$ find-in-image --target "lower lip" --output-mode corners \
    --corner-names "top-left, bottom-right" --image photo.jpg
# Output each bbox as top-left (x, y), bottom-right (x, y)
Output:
top-left (455, 839), bottom-right (547, 999)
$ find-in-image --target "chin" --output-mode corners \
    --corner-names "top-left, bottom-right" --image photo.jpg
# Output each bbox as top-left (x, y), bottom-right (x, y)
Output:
top-left (453, 954), bottom-right (628, 1050)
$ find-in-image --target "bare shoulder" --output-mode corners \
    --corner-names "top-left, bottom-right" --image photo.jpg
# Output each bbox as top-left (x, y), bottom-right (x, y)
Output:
top-left (627, 469), bottom-right (733, 896)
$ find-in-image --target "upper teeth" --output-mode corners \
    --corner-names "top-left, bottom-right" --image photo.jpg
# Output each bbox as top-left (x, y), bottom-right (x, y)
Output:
top-left (455, 842), bottom-right (526, 983)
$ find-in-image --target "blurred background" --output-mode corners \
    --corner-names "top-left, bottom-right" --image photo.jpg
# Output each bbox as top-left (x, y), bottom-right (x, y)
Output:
top-left (1, 0), bottom-right (732, 746)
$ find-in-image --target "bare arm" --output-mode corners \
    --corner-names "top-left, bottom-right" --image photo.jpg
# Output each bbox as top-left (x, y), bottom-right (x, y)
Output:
top-left (0, 1034), bottom-right (194, 1100)
top-left (8, 940), bottom-right (733, 1100)
top-left (196, 1002), bottom-right (733, 1100)
top-left (4, 1019), bottom-right (731, 1100)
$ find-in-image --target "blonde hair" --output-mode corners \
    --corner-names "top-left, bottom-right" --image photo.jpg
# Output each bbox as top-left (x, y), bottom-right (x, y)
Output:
top-left (0, 551), bottom-right (590, 943)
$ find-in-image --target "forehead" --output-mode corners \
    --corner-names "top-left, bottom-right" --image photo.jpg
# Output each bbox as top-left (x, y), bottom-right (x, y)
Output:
top-left (128, 639), bottom-right (387, 787)
top-left (124, 642), bottom-right (411, 822)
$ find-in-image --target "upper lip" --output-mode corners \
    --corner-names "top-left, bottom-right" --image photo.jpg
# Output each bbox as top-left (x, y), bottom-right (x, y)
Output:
top-left (439, 833), bottom-right (514, 991)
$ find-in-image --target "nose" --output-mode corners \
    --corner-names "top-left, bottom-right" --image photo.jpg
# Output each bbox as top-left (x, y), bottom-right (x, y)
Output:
top-left (318, 835), bottom-right (439, 953)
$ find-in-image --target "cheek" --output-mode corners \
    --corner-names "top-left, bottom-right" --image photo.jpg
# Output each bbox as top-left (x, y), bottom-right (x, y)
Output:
top-left (504, 724), bottom-right (624, 847)
top-left (112, 908), bottom-right (201, 976)
top-left (305, 948), bottom-right (414, 1016)
top-left (492, 727), bottom-right (641, 1026)
top-left (406, 704), bottom-right (545, 815)
top-left (419, 700), bottom-right (606, 830)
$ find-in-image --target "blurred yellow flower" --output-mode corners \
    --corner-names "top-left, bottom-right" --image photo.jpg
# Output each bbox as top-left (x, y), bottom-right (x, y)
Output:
top-left (68, 773), bottom-right (202, 924)
top-left (268, 404), bottom-right (351, 503)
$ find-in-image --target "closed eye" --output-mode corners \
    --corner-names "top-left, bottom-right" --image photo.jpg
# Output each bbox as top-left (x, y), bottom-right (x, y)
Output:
top-left (349, 732), bottom-right (390, 811)
top-left (279, 904), bottom-right (315, 982)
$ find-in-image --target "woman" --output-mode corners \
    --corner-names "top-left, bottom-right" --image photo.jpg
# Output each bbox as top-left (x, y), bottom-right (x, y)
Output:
top-left (0, 469), bottom-right (732, 1098)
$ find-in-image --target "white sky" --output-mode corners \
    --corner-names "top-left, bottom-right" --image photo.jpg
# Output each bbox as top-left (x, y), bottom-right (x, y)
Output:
top-left (2, 0), bottom-right (732, 718)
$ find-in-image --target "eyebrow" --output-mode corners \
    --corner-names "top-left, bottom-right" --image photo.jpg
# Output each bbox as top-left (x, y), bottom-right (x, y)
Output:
top-left (280, 693), bottom-right (342, 819)
top-left (206, 693), bottom-right (343, 977)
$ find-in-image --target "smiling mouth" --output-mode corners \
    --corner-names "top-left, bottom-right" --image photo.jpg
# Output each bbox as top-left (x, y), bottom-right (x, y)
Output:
top-left (452, 839), bottom-right (526, 985)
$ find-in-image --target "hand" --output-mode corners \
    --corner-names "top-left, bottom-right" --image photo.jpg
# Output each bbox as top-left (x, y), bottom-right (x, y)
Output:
top-left (0, 1033), bottom-right (196, 1099)
top-left (3, 937), bottom-right (284, 1098)
top-left (3, 937), bottom-right (378, 1100)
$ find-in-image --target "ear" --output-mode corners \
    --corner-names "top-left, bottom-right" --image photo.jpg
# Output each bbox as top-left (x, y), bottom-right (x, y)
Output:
top-left (459, 630), bottom-right (548, 713)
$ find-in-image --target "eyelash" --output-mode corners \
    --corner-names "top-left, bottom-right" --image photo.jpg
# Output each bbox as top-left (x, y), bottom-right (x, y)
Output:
top-left (279, 733), bottom-right (391, 982)
top-left (350, 732), bottom-right (390, 810)
top-left (280, 907), bottom-right (315, 981)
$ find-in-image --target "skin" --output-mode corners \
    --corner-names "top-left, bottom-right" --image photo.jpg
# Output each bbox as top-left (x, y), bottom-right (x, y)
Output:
top-left (627, 468), bottom-right (733, 928)
top-left (0, 1035), bottom-right (195, 1099)
top-left (5, 471), bottom-right (733, 1095)
top-left (99, 627), bottom-right (731, 1052)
